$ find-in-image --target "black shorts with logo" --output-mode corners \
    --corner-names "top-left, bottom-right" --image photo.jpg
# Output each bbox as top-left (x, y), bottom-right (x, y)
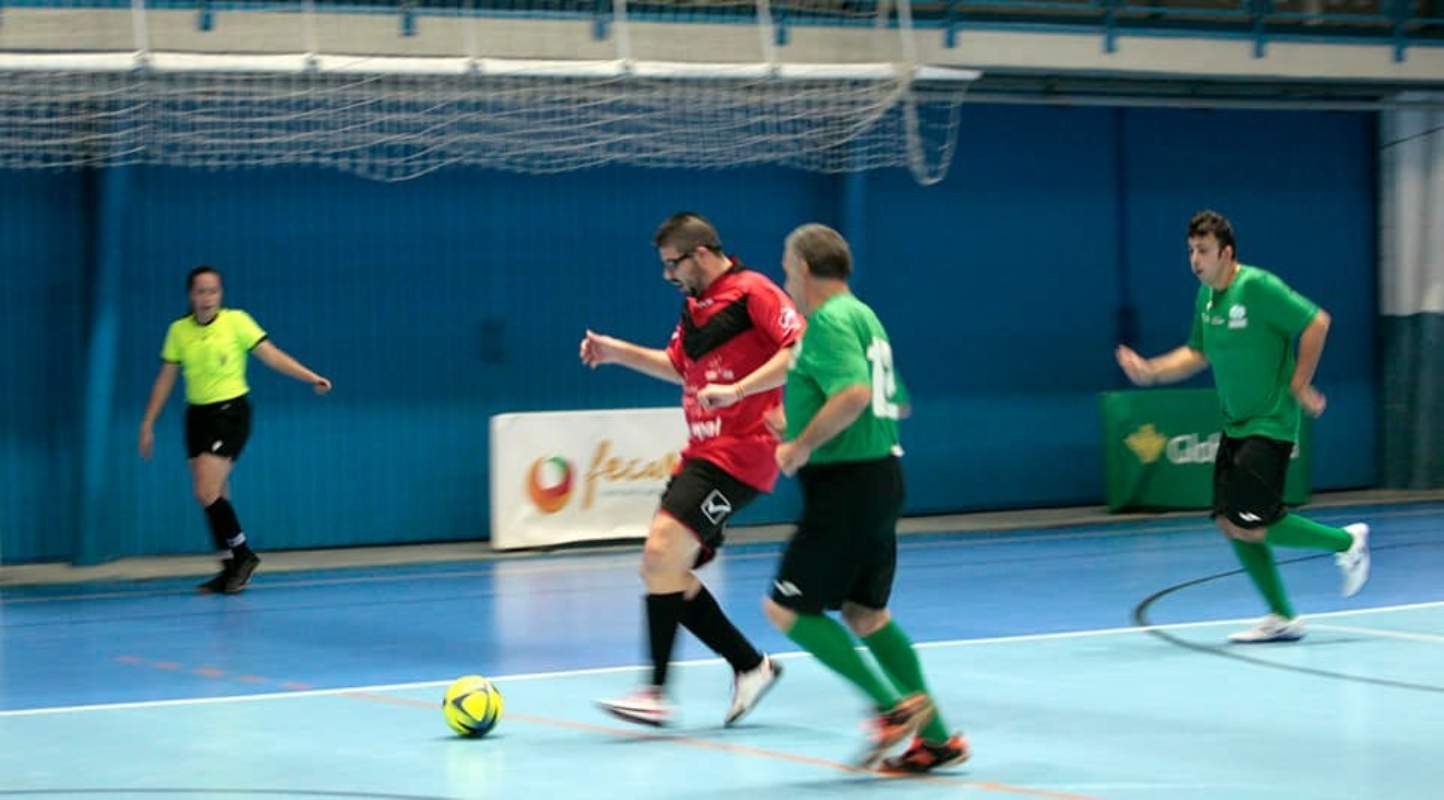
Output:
top-left (659, 458), bottom-right (761, 568)
top-left (770, 456), bottom-right (903, 615)
top-left (185, 395), bottom-right (252, 460)
top-left (1212, 433), bottom-right (1294, 529)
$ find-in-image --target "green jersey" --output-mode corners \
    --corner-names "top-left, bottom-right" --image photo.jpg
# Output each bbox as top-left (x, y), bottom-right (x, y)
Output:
top-left (161, 308), bottom-right (268, 405)
top-left (785, 292), bottom-right (909, 465)
top-left (1186, 265), bottom-right (1319, 443)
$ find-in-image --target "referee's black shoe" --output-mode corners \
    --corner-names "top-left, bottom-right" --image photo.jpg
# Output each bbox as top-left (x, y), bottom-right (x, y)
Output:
top-left (221, 553), bottom-right (261, 594)
top-left (196, 566), bottom-right (229, 593)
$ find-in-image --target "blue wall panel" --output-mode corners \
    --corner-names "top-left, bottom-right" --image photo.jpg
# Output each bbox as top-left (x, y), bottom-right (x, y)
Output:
top-left (87, 166), bottom-right (831, 559)
top-left (862, 105), bottom-right (1125, 510)
top-left (0, 105), bottom-right (1379, 562)
top-left (0, 171), bottom-right (89, 563)
top-left (1119, 108), bottom-right (1378, 490)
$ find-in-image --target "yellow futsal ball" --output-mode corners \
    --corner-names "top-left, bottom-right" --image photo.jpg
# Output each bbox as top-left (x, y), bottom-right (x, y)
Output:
top-left (442, 675), bottom-right (504, 737)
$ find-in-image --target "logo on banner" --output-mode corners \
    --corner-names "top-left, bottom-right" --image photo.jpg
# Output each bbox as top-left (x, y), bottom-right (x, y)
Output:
top-left (583, 440), bottom-right (679, 509)
top-left (526, 456), bottom-right (575, 514)
top-left (526, 443), bottom-right (680, 514)
top-left (1125, 424), bottom-right (1168, 464)
top-left (1127, 428), bottom-right (1301, 467)
top-left (1166, 433), bottom-right (1221, 464)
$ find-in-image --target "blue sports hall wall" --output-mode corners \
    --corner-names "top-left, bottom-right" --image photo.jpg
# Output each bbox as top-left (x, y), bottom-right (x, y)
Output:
top-left (0, 105), bottom-right (1377, 563)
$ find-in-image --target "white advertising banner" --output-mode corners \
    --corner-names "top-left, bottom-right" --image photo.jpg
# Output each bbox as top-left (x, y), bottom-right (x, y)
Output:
top-left (489, 408), bottom-right (686, 550)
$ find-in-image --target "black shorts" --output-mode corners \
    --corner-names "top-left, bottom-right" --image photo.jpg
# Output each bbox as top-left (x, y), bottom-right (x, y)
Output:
top-left (185, 395), bottom-right (252, 460)
top-left (1212, 433), bottom-right (1294, 529)
top-left (771, 456), bottom-right (903, 614)
top-left (658, 458), bottom-right (761, 568)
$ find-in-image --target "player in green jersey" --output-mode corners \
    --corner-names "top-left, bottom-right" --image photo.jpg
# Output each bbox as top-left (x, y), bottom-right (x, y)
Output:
top-left (139, 266), bottom-right (332, 594)
top-left (1116, 210), bottom-right (1370, 643)
top-left (764, 223), bottom-right (967, 773)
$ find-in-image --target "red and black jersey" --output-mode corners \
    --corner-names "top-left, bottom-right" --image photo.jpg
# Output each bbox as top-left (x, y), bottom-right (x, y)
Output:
top-left (665, 263), bottom-right (803, 493)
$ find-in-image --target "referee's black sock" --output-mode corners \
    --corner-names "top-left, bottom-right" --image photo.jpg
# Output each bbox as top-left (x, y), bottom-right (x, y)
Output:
top-left (204, 498), bottom-right (251, 559)
top-left (646, 592), bottom-right (687, 687)
top-left (681, 584), bottom-right (763, 673)
top-left (227, 535), bottom-right (255, 562)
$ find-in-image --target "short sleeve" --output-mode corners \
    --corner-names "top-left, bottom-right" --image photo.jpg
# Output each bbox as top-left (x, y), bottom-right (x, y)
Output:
top-left (665, 324), bottom-right (686, 375)
top-left (747, 280), bottom-right (804, 349)
top-left (160, 322), bottom-right (182, 363)
top-left (892, 368), bottom-right (912, 410)
top-left (231, 310), bottom-right (268, 351)
top-left (1256, 274), bottom-right (1319, 337)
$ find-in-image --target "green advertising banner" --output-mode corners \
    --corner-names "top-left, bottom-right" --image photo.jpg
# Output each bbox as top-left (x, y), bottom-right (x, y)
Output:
top-left (1100, 388), bottom-right (1311, 512)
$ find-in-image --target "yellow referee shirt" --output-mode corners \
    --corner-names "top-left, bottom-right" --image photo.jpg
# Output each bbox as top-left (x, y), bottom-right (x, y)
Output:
top-left (161, 309), bottom-right (268, 405)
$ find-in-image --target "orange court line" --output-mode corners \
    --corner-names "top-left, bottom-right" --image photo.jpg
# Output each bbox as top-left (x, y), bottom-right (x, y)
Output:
top-left (106, 661), bottom-right (1094, 800)
top-left (342, 691), bottom-right (1096, 800)
top-left (115, 655), bottom-right (310, 691)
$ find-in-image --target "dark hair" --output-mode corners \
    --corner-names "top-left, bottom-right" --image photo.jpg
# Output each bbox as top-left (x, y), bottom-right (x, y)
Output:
top-left (185, 266), bottom-right (222, 316)
top-left (187, 265), bottom-right (222, 291)
top-left (785, 223), bottom-right (852, 280)
top-left (653, 212), bottom-right (723, 255)
top-left (1187, 210), bottom-right (1236, 258)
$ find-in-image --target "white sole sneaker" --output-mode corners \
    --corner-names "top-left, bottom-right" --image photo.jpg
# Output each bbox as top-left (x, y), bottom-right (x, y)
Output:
top-left (1336, 522), bottom-right (1371, 598)
top-left (725, 655), bottom-right (783, 727)
top-left (596, 689), bottom-right (671, 727)
top-left (1228, 614), bottom-right (1307, 643)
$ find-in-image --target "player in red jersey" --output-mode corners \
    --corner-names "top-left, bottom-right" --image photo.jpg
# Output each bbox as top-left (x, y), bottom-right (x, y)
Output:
top-left (581, 212), bottom-right (802, 727)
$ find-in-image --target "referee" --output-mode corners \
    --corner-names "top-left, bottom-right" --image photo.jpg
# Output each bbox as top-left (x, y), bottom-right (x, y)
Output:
top-left (138, 266), bottom-right (331, 594)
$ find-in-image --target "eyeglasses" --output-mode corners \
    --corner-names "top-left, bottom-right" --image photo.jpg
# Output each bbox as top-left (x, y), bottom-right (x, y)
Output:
top-left (662, 252), bottom-right (695, 271)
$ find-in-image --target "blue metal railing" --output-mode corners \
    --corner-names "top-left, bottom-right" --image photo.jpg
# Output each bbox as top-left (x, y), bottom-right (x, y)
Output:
top-left (2, 0), bottom-right (1440, 60)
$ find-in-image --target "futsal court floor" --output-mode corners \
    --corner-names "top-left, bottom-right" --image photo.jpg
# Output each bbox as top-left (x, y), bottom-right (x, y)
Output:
top-left (2, 501), bottom-right (1442, 799)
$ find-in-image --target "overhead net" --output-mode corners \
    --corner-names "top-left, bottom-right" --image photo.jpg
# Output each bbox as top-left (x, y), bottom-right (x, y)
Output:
top-left (0, 0), bottom-right (977, 182)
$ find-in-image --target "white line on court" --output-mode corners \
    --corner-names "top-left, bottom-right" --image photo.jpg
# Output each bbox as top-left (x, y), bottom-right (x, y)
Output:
top-left (911, 598), bottom-right (1444, 650)
top-left (1033, 779), bottom-right (1259, 785)
top-left (4, 599), bottom-right (1441, 718)
top-left (1310, 622), bottom-right (1444, 645)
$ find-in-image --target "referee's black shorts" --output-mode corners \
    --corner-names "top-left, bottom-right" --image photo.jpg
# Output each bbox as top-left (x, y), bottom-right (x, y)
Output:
top-left (770, 455), bottom-right (903, 615)
top-left (185, 394), bottom-right (252, 460)
top-left (1212, 433), bottom-right (1294, 529)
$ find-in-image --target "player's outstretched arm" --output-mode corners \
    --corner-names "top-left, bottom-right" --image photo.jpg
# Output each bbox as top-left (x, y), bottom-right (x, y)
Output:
top-left (254, 340), bottom-right (332, 394)
top-left (579, 329), bottom-right (683, 385)
top-left (1115, 344), bottom-right (1208, 387)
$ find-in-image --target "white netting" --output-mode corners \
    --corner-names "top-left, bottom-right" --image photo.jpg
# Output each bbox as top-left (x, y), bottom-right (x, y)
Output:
top-left (0, 2), bottom-right (977, 183)
top-left (0, 61), bottom-right (973, 181)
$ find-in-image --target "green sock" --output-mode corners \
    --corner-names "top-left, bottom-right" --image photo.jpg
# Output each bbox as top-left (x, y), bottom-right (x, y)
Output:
top-left (785, 613), bottom-right (899, 710)
top-left (862, 621), bottom-right (949, 743)
top-left (1230, 539), bottom-right (1295, 619)
top-left (1265, 514), bottom-right (1353, 552)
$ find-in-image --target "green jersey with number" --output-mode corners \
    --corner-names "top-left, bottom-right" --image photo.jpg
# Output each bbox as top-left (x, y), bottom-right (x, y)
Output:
top-left (784, 292), bottom-right (909, 465)
top-left (1186, 264), bottom-right (1319, 443)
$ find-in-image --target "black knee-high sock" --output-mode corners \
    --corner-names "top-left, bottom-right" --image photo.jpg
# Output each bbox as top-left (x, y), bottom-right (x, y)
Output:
top-left (203, 498), bottom-right (250, 559)
top-left (646, 592), bottom-right (687, 687)
top-left (681, 585), bottom-right (763, 673)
